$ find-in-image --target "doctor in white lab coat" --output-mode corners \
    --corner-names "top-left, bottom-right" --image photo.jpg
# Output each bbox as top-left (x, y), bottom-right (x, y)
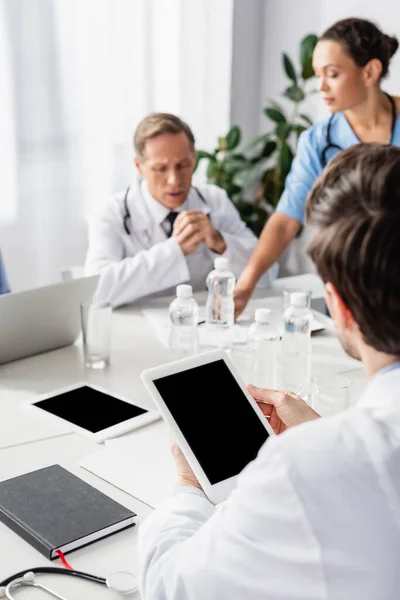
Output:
top-left (85, 113), bottom-right (277, 307)
top-left (138, 144), bottom-right (400, 600)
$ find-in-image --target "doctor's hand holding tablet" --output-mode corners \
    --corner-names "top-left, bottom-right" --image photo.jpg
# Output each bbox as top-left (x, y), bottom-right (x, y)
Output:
top-left (141, 349), bottom-right (320, 504)
top-left (169, 384), bottom-right (320, 492)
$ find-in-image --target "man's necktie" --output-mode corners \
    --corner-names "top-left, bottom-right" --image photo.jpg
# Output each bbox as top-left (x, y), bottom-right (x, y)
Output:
top-left (165, 211), bottom-right (179, 237)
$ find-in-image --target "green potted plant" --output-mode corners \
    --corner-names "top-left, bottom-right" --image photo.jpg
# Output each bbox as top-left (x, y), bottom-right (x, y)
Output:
top-left (196, 34), bottom-right (318, 236)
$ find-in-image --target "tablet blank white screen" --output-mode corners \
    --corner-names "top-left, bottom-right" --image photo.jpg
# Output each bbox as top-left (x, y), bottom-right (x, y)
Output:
top-left (153, 360), bottom-right (270, 484)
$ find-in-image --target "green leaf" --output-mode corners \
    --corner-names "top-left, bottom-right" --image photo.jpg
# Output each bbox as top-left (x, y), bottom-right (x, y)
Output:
top-left (266, 99), bottom-right (285, 112)
top-left (300, 34), bottom-right (318, 80)
top-left (232, 159), bottom-right (269, 190)
top-left (245, 133), bottom-right (271, 150)
top-left (232, 199), bottom-right (268, 237)
top-left (262, 140), bottom-right (277, 157)
top-left (218, 137), bottom-right (228, 152)
top-left (276, 122), bottom-right (293, 141)
top-left (225, 125), bottom-right (241, 150)
top-left (299, 113), bottom-right (313, 126)
top-left (283, 84), bottom-right (305, 103)
top-left (262, 168), bottom-right (284, 207)
top-left (206, 159), bottom-right (219, 180)
top-left (195, 149), bottom-right (216, 169)
top-left (223, 156), bottom-right (249, 175)
top-left (231, 192), bottom-right (242, 204)
top-left (196, 150), bottom-right (215, 160)
top-left (295, 125), bottom-right (308, 138)
top-left (283, 53), bottom-right (297, 84)
top-left (278, 143), bottom-right (294, 178)
top-left (264, 107), bottom-right (286, 124)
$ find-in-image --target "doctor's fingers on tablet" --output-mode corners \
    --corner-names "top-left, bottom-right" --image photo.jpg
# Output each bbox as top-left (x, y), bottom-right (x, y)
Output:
top-left (169, 433), bottom-right (202, 488)
top-left (248, 386), bottom-right (321, 430)
top-left (252, 397), bottom-right (286, 435)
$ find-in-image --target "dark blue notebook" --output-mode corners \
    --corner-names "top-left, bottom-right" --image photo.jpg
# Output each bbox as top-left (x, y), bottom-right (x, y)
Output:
top-left (0, 464), bottom-right (136, 560)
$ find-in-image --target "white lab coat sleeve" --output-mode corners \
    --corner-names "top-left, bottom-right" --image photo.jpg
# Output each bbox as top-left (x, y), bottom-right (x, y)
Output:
top-left (209, 188), bottom-right (279, 288)
top-left (85, 210), bottom-right (190, 307)
top-left (138, 437), bottom-right (325, 600)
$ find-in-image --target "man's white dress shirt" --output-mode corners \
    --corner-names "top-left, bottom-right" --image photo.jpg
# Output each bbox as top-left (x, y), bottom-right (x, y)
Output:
top-left (85, 178), bottom-right (277, 307)
top-left (139, 365), bottom-right (400, 600)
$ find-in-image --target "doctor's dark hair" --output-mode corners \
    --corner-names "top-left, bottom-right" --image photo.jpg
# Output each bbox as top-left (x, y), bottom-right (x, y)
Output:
top-left (134, 113), bottom-right (195, 160)
top-left (306, 144), bottom-right (400, 355)
top-left (320, 18), bottom-right (398, 78)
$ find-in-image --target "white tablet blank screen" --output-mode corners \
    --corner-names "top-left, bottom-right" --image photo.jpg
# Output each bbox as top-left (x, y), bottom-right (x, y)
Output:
top-left (153, 359), bottom-right (270, 484)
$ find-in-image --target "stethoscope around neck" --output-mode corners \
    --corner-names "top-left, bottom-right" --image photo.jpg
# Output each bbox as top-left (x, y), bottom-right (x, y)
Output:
top-left (122, 183), bottom-right (208, 235)
top-left (321, 92), bottom-right (397, 167)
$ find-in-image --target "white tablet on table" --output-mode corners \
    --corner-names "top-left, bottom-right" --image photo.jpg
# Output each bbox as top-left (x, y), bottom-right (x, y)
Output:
top-left (141, 349), bottom-right (275, 504)
top-left (24, 382), bottom-right (160, 443)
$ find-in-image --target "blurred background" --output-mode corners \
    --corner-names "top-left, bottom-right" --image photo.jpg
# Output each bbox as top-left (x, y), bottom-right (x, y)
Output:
top-left (1, 0), bottom-right (399, 291)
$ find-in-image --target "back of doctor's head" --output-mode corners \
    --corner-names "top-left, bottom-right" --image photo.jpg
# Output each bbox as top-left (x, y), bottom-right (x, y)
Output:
top-left (320, 18), bottom-right (398, 78)
top-left (306, 144), bottom-right (400, 355)
top-left (134, 113), bottom-right (195, 160)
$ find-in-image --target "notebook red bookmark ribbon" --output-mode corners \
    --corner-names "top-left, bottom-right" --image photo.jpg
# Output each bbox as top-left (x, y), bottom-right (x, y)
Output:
top-left (55, 549), bottom-right (73, 570)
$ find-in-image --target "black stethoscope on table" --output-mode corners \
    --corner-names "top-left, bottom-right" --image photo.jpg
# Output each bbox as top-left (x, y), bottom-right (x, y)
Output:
top-left (0, 567), bottom-right (138, 598)
top-left (321, 92), bottom-right (397, 167)
top-left (122, 184), bottom-right (208, 235)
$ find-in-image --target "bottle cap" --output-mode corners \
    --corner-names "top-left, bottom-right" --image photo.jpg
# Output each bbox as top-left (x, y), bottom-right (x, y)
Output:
top-left (290, 292), bottom-right (307, 307)
top-left (214, 257), bottom-right (229, 271)
top-left (176, 284), bottom-right (193, 298)
top-left (255, 308), bottom-right (271, 323)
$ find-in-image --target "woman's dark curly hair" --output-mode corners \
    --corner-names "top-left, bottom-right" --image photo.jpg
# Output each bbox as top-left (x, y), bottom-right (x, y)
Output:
top-left (320, 18), bottom-right (398, 78)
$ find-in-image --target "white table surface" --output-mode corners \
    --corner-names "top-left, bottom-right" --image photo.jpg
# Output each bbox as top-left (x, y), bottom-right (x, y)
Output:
top-left (0, 274), bottom-right (367, 598)
top-left (0, 434), bottom-right (150, 597)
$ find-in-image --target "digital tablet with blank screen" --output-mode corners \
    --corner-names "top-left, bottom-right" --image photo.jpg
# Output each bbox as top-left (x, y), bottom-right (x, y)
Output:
top-left (141, 349), bottom-right (274, 504)
top-left (25, 383), bottom-right (160, 443)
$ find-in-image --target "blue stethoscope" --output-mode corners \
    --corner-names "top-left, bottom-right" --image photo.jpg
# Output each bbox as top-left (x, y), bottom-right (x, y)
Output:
top-left (0, 567), bottom-right (138, 598)
top-left (122, 184), bottom-right (208, 235)
top-left (321, 92), bottom-right (396, 167)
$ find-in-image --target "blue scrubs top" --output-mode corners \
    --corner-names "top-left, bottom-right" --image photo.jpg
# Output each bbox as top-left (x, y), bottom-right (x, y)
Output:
top-left (276, 111), bottom-right (400, 222)
top-left (0, 249), bottom-right (10, 294)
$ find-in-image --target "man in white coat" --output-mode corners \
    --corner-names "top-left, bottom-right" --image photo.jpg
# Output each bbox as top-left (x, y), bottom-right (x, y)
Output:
top-left (138, 143), bottom-right (400, 600)
top-left (85, 113), bottom-right (277, 307)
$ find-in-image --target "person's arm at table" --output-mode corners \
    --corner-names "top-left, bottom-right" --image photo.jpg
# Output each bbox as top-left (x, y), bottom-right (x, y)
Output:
top-left (200, 185), bottom-right (278, 287)
top-left (234, 128), bottom-right (323, 319)
top-left (234, 213), bottom-right (301, 316)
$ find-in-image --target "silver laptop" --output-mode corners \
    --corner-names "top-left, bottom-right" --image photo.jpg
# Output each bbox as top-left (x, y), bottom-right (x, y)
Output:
top-left (0, 275), bottom-right (99, 365)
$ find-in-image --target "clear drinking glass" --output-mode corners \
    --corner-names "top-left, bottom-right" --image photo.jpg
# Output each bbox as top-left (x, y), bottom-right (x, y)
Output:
top-left (310, 373), bottom-right (352, 417)
top-left (80, 302), bottom-right (112, 369)
top-left (282, 288), bottom-right (312, 312)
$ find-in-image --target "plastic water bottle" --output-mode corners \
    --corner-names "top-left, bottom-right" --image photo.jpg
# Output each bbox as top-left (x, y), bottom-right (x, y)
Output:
top-left (205, 257), bottom-right (236, 349)
top-left (278, 291), bottom-right (312, 399)
top-left (169, 284), bottom-right (199, 359)
top-left (247, 308), bottom-right (280, 388)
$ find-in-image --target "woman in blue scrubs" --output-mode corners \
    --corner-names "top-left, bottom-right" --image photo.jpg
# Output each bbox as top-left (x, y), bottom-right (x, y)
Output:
top-left (234, 17), bottom-right (400, 316)
top-left (0, 249), bottom-right (10, 294)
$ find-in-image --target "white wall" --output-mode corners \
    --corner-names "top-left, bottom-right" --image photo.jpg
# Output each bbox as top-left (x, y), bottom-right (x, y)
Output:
top-left (257, 0), bottom-right (400, 139)
top-left (258, 0), bottom-right (323, 135)
top-left (0, 0), bottom-right (234, 292)
top-left (230, 0), bottom-right (265, 142)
